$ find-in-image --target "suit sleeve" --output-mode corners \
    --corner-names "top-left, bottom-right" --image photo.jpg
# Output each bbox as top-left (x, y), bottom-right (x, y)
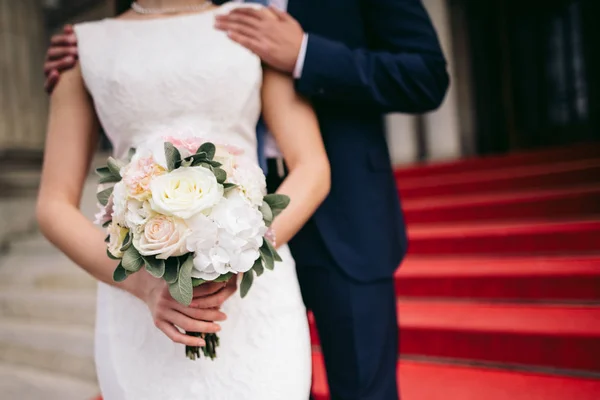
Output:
top-left (295, 0), bottom-right (450, 114)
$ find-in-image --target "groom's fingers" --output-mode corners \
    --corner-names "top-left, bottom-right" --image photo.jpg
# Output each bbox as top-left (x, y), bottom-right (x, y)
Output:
top-left (155, 320), bottom-right (206, 347)
top-left (227, 32), bottom-right (263, 55)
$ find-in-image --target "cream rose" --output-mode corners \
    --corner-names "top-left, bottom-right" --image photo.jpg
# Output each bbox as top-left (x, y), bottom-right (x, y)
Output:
top-left (133, 215), bottom-right (190, 260)
top-left (107, 223), bottom-right (129, 259)
top-left (149, 166), bottom-right (223, 219)
top-left (230, 158), bottom-right (267, 206)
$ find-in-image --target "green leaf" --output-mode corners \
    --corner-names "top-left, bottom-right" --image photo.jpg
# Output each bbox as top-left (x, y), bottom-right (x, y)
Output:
top-left (252, 257), bottom-right (264, 277)
top-left (127, 148), bottom-right (136, 162)
top-left (264, 194), bottom-right (290, 217)
top-left (99, 174), bottom-right (121, 184)
top-left (164, 258), bottom-right (180, 284)
top-left (102, 220), bottom-right (112, 228)
top-left (106, 248), bottom-right (120, 260)
top-left (198, 142), bottom-right (216, 160)
top-left (213, 167), bottom-right (227, 184)
top-left (264, 238), bottom-right (282, 262)
top-left (168, 256), bottom-right (194, 306)
top-left (104, 234), bottom-right (110, 243)
top-left (207, 160), bottom-right (222, 168)
top-left (107, 157), bottom-right (124, 177)
top-left (119, 232), bottom-right (132, 252)
top-left (95, 166), bottom-right (110, 176)
top-left (260, 244), bottom-right (274, 271)
top-left (192, 277), bottom-right (206, 287)
top-left (240, 271), bottom-right (254, 298)
top-left (113, 264), bottom-right (129, 282)
top-left (164, 142), bottom-right (182, 172)
top-left (260, 201), bottom-right (273, 226)
top-left (121, 246), bottom-right (144, 272)
top-left (96, 187), bottom-right (113, 206)
top-left (144, 256), bottom-right (166, 278)
top-left (214, 272), bottom-right (234, 283)
top-left (223, 182), bottom-right (237, 194)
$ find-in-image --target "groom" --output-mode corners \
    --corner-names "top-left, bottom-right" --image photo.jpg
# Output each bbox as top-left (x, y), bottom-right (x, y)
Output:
top-left (44, 0), bottom-right (448, 398)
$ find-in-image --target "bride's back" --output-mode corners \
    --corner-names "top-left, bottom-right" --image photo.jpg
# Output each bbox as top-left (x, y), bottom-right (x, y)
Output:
top-left (74, 5), bottom-right (262, 160)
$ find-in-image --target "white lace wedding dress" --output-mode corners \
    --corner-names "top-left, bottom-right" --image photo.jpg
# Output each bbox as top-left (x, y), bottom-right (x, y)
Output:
top-left (74, 4), bottom-right (311, 399)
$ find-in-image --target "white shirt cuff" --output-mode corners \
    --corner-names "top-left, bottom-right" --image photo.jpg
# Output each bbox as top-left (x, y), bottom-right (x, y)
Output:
top-left (293, 33), bottom-right (309, 79)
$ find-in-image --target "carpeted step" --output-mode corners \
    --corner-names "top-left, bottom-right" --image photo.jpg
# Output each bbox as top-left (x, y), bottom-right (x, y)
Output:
top-left (394, 142), bottom-right (600, 180)
top-left (397, 159), bottom-right (600, 198)
top-left (395, 255), bottom-right (600, 301)
top-left (403, 185), bottom-right (600, 224)
top-left (407, 219), bottom-right (600, 255)
top-left (311, 352), bottom-right (600, 400)
top-left (309, 302), bottom-right (600, 372)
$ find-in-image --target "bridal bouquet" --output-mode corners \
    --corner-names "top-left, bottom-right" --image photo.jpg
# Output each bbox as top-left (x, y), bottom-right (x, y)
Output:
top-left (94, 136), bottom-right (289, 360)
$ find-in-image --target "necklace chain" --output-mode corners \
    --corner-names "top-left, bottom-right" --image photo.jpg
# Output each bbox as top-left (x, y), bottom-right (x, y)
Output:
top-left (131, 1), bottom-right (213, 15)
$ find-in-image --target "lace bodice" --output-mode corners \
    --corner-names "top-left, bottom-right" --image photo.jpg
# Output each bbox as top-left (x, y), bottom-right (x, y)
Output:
top-left (75, 4), bottom-right (262, 160)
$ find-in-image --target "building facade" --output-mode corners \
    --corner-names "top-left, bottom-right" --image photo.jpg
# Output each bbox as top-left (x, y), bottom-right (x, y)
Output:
top-left (0, 0), bottom-right (597, 166)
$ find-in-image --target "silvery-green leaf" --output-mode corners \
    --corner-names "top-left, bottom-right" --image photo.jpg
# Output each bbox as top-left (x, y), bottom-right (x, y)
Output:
top-left (96, 187), bottom-right (113, 206)
top-left (107, 157), bottom-right (124, 177)
top-left (113, 264), bottom-right (129, 282)
top-left (180, 158), bottom-right (194, 168)
top-left (102, 220), bottom-right (112, 228)
top-left (264, 238), bottom-right (282, 262)
top-left (240, 271), bottom-right (254, 298)
top-left (199, 143), bottom-right (216, 160)
top-left (208, 160), bottom-right (222, 168)
top-left (252, 257), bottom-right (264, 277)
top-left (260, 201), bottom-right (273, 226)
top-left (164, 142), bottom-right (181, 172)
top-left (169, 256), bottom-right (194, 306)
top-left (213, 167), bottom-right (227, 184)
top-left (99, 174), bottom-right (121, 184)
top-left (104, 234), bottom-right (110, 243)
top-left (164, 258), bottom-right (180, 284)
top-left (214, 272), bottom-right (234, 283)
top-left (144, 256), bottom-right (166, 278)
top-left (260, 244), bottom-right (274, 271)
top-left (121, 246), bottom-right (144, 272)
top-left (106, 248), bottom-right (120, 260)
top-left (119, 232), bottom-right (132, 252)
top-left (263, 194), bottom-right (290, 217)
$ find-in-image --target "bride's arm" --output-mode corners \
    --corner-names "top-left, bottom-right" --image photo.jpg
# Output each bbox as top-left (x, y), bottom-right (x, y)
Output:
top-left (37, 65), bottom-right (226, 346)
top-left (261, 68), bottom-right (331, 246)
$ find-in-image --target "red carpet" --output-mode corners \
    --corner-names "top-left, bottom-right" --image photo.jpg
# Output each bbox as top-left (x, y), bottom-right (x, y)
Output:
top-left (94, 144), bottom-right (600, 399)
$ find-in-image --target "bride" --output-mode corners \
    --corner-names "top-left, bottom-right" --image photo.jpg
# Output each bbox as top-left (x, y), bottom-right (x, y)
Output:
top-left (36, 1), bottom-right (330, 398)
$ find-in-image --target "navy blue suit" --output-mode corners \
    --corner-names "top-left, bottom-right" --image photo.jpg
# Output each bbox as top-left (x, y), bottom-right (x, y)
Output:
top-left (277, 1), bottom-right (448, 399)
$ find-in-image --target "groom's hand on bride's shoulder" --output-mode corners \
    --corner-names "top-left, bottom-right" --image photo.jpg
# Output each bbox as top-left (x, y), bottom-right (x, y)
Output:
top-left (44, 25), bottom-right (78, 94)
top-left (214, 6), bottom-right (304, 74)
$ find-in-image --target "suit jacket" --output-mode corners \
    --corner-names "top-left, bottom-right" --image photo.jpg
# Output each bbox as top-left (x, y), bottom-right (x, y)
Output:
top-left (287, 0), bottom-right (449, 281)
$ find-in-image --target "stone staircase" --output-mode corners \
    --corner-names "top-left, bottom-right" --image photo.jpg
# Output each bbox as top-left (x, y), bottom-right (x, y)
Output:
top-left (0, 179), bottom-right (99, 399)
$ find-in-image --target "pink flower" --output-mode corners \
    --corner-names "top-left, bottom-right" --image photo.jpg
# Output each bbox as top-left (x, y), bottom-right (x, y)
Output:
top-left (164, 136), bottom-right (205, 156)
top-left (122, 156), bottom-right (166, 200)
top-left (94, 195), bottom-right (114, 226)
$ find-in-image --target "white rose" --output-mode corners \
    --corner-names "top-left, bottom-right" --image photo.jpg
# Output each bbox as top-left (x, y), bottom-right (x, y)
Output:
top-left (230, 159), bottom-right (266, 206)
top-left (107, 223), bottom-right (129, 259)
top-left (133, 215), bottom-right (190, 259)
top-left (149, 167), bottom-right (223, 219)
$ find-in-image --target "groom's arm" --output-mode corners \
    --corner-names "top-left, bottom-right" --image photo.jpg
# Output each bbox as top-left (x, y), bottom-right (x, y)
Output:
top-left (296, 0), bottom-right (449, 113)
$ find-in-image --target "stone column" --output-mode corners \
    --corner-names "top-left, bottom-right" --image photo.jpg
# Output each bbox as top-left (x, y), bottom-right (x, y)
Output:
top-left (386, 114), bottom-right (420, 166)
top-left (0, 0), bottom-right (48, 154)
top-left (421, 0), bottom-right (462, 161)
